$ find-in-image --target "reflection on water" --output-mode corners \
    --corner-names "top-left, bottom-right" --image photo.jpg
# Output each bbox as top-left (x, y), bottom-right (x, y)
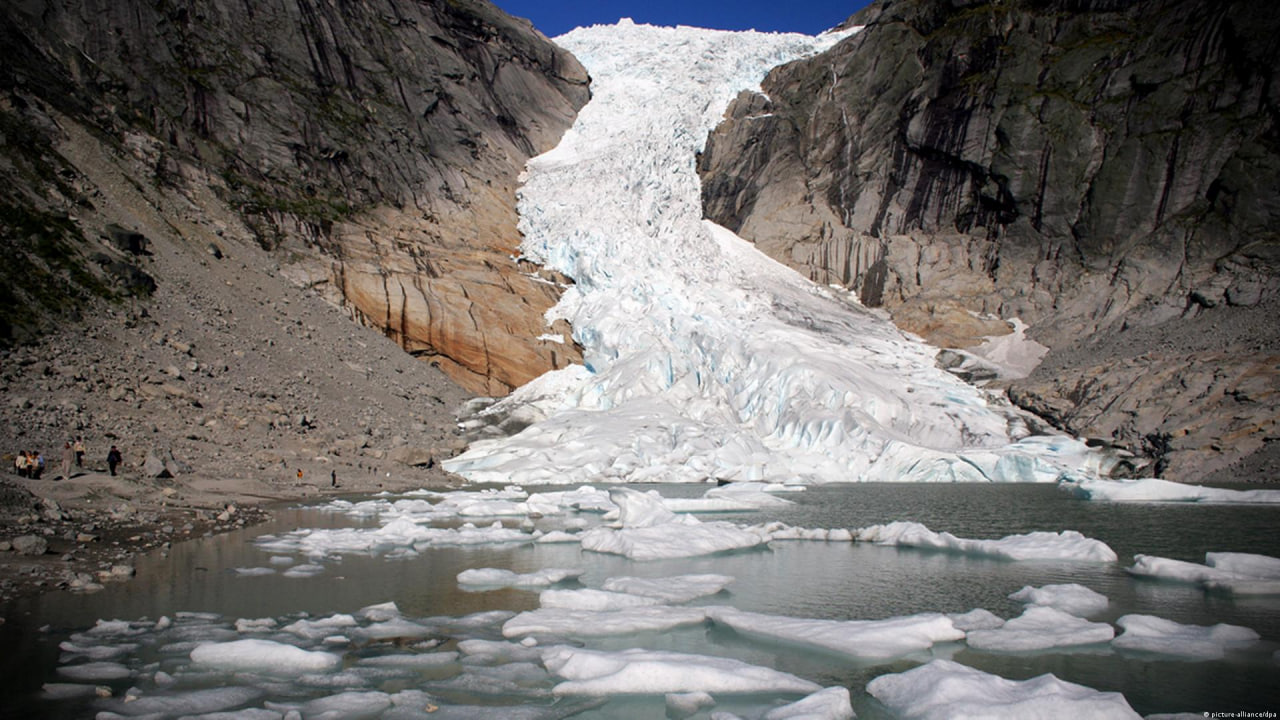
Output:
top-left (1, 483), bottom-right (1278, 719)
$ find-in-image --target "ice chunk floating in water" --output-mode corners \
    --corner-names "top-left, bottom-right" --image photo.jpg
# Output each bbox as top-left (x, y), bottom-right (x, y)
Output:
top-left (443, 19), bottom-right (1118, 486)
top-left (868, 659), bottom-right (1141, 719)
top-left (1127, 551), bottom-right (1280, 595)
top-left (1064, 477), bottom-right (1280, 504)
top-left (854, 521), bottom-right (1118, 562)
top-left (1112, 614), bottom-right (1260, 660)
top-left (539, 645), bottom-right (822, 696)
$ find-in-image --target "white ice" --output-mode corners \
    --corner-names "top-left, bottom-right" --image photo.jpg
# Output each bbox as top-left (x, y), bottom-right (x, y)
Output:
top-left (948, 609), bottom-right (1006, 632)
top-left (442, 19), bottom-right (1120, 487)
top-left (750, 521), bottom-right (855, 542)
top-left (189, 638), bottom-right (343, 675)
top-left (502, 606), bottom-right (709, 638)
top-left (282, 614), bottom-right (358, 641)
top-left (539, 645), bottom-right (821, 695)
top-left (705, 606), bottom-right (964, 661)
top-left (966, 606), bottom-right (1114, 652)
top-left (539, 588), bottom-right (664, 611)
top-left (578, 488), bottom-right (768, 560)
top-left (1128, 552), bottom-right (1280, 594)
top-left (1112, 614), bottom-right (1259, 660)
top-left (255, 519), bottom-right (533, 558)
top-left (55, 661), bottom-right (132, 680)
top-left (762, 686), bottom-right (855, 720)
top-left (867, 659), bottom-right (1141, 719)
top-left (855, 521), bottom-right (1118, 562)
top-left (456, 567), bottom-right (583, 589)
top-left (1063, 477), bottom-right (1280, 504)
top-left (600, 574), bottom-right (734, 603)
top-left (93, 686), bottom-right (266, 717)
top-left (1008, 583), bottom-right (1109, 617)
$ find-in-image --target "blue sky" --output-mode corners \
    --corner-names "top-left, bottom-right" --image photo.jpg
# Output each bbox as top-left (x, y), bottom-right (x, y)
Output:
top-left (494, 1), bottom-right (868, 38)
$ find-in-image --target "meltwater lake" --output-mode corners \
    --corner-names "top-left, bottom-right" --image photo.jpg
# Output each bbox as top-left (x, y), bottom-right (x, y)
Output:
top-left (2, 482), bottom-right (1278, 719)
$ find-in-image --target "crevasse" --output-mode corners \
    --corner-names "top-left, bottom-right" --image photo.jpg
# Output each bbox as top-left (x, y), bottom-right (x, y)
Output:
top-left (444, 20), bottom-right (1110, 485)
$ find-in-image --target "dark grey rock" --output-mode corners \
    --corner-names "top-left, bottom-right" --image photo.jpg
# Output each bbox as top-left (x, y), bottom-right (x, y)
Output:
top-left (699, 0), bottom-right (1280, 480)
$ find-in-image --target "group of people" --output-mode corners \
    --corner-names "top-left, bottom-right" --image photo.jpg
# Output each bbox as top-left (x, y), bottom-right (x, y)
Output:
top-left (13, 450), bottom-right (45, 478)
top-left (12, 438), bottom-right (125, 479)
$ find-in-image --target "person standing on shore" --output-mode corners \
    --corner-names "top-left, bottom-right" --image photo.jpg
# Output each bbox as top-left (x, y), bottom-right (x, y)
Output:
top-left (61, 441), bottom-right (74, 480)
top-left (107, 445), bottom-right (122, 476)
top-left (73, 437), bottom-right (85, 468)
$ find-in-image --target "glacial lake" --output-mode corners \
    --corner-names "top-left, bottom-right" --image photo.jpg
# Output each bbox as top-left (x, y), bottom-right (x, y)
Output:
top-left (2, 482), bottom-right (1278, 719)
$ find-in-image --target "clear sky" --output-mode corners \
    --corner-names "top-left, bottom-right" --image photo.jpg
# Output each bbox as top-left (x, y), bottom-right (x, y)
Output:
top-left (493, 1), bottom-right (869, 39)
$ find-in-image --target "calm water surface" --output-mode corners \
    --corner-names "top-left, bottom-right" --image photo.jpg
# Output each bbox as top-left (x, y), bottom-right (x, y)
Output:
top-left (1, 483), bottom-right (1277, 719)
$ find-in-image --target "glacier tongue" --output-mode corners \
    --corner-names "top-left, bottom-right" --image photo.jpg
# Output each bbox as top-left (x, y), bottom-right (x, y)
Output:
top-left (444, 20), bottom-right (1106, 485)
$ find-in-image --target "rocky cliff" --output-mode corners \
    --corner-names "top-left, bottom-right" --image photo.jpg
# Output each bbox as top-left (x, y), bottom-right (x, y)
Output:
top-left (699, 0), bottom-right (1280, 481)
top-left (1, 0), bottom-right (588, 394)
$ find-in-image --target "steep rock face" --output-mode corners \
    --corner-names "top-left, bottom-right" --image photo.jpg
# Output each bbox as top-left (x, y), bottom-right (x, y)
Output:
top-left (699, 0), bottom-right (1280, 480)
top-left (1, 0), bottom-right (587, 394)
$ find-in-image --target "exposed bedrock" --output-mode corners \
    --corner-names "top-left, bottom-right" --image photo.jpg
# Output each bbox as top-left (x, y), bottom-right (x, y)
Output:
top-left (2, 0), bottom-right (587, 394)
top-left (698, 0), bottom-right (1280, 480)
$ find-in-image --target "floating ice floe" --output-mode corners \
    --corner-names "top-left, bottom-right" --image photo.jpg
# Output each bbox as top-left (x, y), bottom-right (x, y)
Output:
top-left (55, 661), bottom-right (132, 681)
top-left (854, 521), bottom-right (1118, 562)
top-left (503, 606), bottom-right (709, 639)
top-left (282, 563), bottom-right (326, 578)
top-left (539, 645), bottom-right (821, 695)
top-left (282, 614), bottom-right (358, 641)
top-left (456, 567), bottom-right (584, 590)
top-left (96, 687), bottom-right (267, 717)
top-left (539, 588), bottom-right (664, 611)
top-left (58, 640), bottom-right (137, 661)
top-left (1112, 614), bottom-right (1259, 660)
top-left (750, 521), bottom-right (855, 542)
top-left (868, 659), bottom-right (1141, 719)
top-left (966, 606), bottom-right (1114, 652)
top-left (1063, 477), bottom-right (1280, 503)
top-left (948, 608), bottom-right (1007, 632)
top-left (600, 573), bottom-right (734, 603)
top-left (190, 638), bottom-right (343, 675)
top-left (705, 606), bottom-right (964, 661)
top-left (255, 519), bottom-right (534, 558)
top-left (664, 482), bottom-right (796, 512)
top-left (578, 488), bottom-right (769, 560)
top-left (1128, 552), bottom-right (1280, 594)
top-left (458, 638), bottom-right (545, 665)
top-left (667, 690), bottom-right (717, 718)
top-left (1009, 583), bottom-right (1109, 617)
top-left (762, 686), bottom-right (855, 720)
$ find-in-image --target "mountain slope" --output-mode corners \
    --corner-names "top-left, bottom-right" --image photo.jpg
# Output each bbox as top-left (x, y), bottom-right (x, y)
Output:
top-left (697, 0), bottom-right (1280, 481)
top-left (1, 0), bottom-right (588, 394)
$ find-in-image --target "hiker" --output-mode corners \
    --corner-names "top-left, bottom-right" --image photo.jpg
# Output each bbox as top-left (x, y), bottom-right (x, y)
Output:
top-left (331, 469), bottom-right (337, 487)
top-left (33, 452), bottom-right (45, 479)
top-left (296, 468), bottom-right (304, 482)
top-left (73, 437), bottom-right (85, 468)
top-left (107, 445), bottom-right (122, 476)
top-left (61, 441), bottom-right (74, 480)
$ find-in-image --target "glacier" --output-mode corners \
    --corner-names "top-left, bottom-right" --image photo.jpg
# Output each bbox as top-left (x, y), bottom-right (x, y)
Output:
top-left (443, 19), bottom-right (1115, 486)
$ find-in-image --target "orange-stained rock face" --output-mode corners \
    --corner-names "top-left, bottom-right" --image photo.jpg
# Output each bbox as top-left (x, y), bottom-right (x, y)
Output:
top-left (287, 206), bottom-right (582, 396)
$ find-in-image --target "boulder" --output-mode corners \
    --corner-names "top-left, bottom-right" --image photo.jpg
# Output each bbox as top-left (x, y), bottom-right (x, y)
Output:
top-left (11, 535), bottom-right (48, 556)
top-left (388, 446), bottom-right (436, 468)
top-left (142, 451), bottom-right (171, 478)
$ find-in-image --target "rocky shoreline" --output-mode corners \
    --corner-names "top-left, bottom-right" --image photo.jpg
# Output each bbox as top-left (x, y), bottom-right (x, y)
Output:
top-left (0, 122), bottom-right (475, 608)
top-left (0, 463), bottom-right (462, 606)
